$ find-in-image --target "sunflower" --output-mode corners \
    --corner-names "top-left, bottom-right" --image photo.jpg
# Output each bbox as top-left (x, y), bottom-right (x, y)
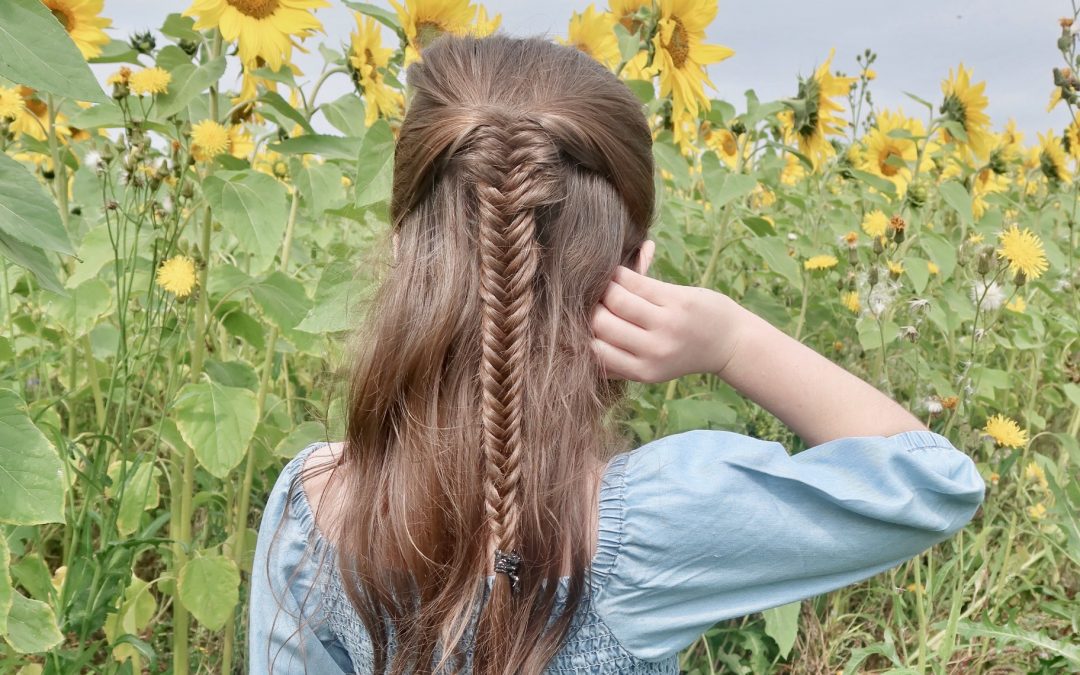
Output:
top-left (939, 64), bottom-right (992, 159)
top-left (971, 167), bottom-right (1008, 219)
top-left (983, 414), bottom-right (1028, 449)
top-left (651, 0), bottom-right (734, 148)
top-left (129, 67), bottom-right (172, 96)
top-left (804, 254), bottom-right (838, 271)
top-left (0, 86), bottom-right (24, 120)
top-left (996, 225), bottom-right (1048, 281)
top-left (349, 14), bottom-right (405, 127)
top-left (861, 209), bottom-right (888, 238)
top-left (228, 124), bottom-right (254, 158)
top-left (607, 0), bottom-right (651, 79)
top-left (1038, 130), bottom-right (1071, 185)
top-left (702, 122), bottom-right (745, 169)
top-left (41, 0), bottom-right (112, 59)
top-left (786, 49), bottom-right (856, 169)
top-left (190, 119), bottom-right (230, 161)
top-left (472, 6), bottom-right (501, 36)
top-left (156, 256), bottom-right (199, 298)
top-left (857, 109), bottom-right (928, 197)
top-left (560, 4), bottom-right (620, 70)
top-left (183, 0), bottom-right (329, 71)
top-left (390, 0), bottom-right (480, 66)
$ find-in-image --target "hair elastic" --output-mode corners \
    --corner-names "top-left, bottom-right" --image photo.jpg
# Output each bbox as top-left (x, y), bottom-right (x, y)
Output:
top-left (493, 549), bottom-right (522, 594)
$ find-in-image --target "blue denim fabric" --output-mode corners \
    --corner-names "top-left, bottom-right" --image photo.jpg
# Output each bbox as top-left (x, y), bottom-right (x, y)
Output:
top-left (249, 429), bottom-right (985, 673)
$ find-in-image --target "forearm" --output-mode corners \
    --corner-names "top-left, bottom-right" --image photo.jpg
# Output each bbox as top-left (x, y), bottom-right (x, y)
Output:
top-left (708, 292), bottom-right (926, 447)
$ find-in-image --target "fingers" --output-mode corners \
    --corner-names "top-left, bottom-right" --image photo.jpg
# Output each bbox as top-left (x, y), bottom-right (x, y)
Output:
top-left (589, 338), bottom-right (638, 380)
top-left (612, 265), bottom-right (669, 306)
top-left (591, 303), bottom-right (651, 354)
top-left (600, 278), bottom-right (661, 329)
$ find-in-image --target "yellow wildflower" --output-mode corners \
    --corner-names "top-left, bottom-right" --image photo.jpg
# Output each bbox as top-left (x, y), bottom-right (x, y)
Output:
top-left (996, 225), bottom-right (1048, 281)
top-left (156, 256), bottom-right (198, 298)
top-left (984, 414), bottom-right (1028, 449)
top-left (129, 67), bottom-right (172, 96)
top-left (841, 290), bottom-right (860, 313)
top-left (804, 254), bottom-right (838, 271)
top-left (190, 119), bottom-right (230, 161)
top-left (861, 210), bottom-right (888, 238)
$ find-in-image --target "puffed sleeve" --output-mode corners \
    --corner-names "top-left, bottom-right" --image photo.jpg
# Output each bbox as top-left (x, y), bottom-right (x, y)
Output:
top-left (590, 429), bottom-right (985, 661)
top-left (248, 443), bottom-right (354, 674)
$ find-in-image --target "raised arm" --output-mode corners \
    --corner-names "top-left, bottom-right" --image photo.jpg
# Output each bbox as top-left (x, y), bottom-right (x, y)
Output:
top-left (590, 262), bottom-right (924, 446)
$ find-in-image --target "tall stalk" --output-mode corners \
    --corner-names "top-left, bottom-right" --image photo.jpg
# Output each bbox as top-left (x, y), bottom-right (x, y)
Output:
top-left (172, 29), bottom-right (223, 675)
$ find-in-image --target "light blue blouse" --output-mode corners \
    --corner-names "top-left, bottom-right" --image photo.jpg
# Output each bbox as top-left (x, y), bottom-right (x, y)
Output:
top-left (249, 429), bottom-right (985, 673)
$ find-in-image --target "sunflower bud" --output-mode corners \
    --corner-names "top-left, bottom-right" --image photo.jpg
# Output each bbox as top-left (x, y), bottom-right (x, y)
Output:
top-left (906, 180), bottom-right (928, 209)
top-left (179, 39), bottom-right (199, 57)
top-left (989, 149), bottom-right (1008, 175)
top-left (976, 248), bottom-right (993, 275)
top-left (129, 31), bottom-right (156, 55)
top-left (730, 119), bottom-right (747, 136)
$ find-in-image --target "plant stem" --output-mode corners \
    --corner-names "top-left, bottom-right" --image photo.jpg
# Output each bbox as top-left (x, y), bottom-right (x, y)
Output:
top-left (220, 188), bottom-right (301, 673)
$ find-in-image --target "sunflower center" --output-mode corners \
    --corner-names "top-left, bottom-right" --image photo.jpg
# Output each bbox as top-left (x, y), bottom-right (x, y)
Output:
top-left (619, 15), bottom-right (643, 35)
top-left (227, 0), bottom-right (280, 20)
top-left (416, 21), bottom-right (445, 48)
top-left (1040, 149), bottom-right (1063, 182)
top-left (878, 147), bottom-right (902, 177)
top-left (721, 134), bottom-right (738, 157)
top-left (47, 5), bottom-right (73, 31)
top-left (664, 16), bottom-right (690, 68)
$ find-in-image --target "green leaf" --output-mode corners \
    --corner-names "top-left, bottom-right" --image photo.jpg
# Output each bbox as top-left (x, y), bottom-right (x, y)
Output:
top-left (269, 135), bottom-right (364, 160)
top-left (342, 1), bottom-right (403, 32)
top-left (0, 152), bottom-right (73, 255)
top-left (919, 231), bottom-right (957, 281)
top-left (763, 601), bottom-right (800, 658)
top-left (87, 39), bottom-right (140, 65)
top-left (903, 255), bottom-right (931, 294)
top-left (106, 460), bottom-right (161, 537)
top-left (249, 271), bottom-right (312, 331)
top-left (856, 317), bottom-right (900, 351)
top-left (42, 278), bottom-right (112, 338)
top-left (666, 399), bottom-right (736, 433)
top-left (0, 231), bottom-right (64, 294)
top-left (177, 554), bottom-right (240, 632)
top-left (654, 141), bottom-right (690, 189)
top-left (259, 90), bottom-right (315, 135)
top-left (902, 91), bottom-right (935, 111)
top-left (709, 172), bottom-right (758, 209)
top-left (296, 162), bottom-right (348, 216)
top-left (203, 170), bottom-right (289, 274)
top-left (353, 120), bottom-right (395, 208)
top-left (154, 55), bottom-right (227, 119)
top-left (173, 381), bottom-right (259, 479)
top-left (296, 260), bottom-right (364, 334)
top-left (0, 537), bottom-right (11, 635)
top-left (3, 591), bottom-right (63, 653)
top-left (274, 421), bottom-right (330, 458)
top-left (938, 180), bottom-right (972, 225)
top-left (0, 388), bottom-right (66, 525)
top-left (322, 93), bottom-right (369, 137)
top-left (849, 169), bottom-right (898, 198)
top-left (955, 619), bottom-right (1079, 666)
top-left (612, 23), bottom-right (640, 63)
top-left (160, 13), bottom-right (201, 42)
top-left (0, 0), bottom-right (108, 103)
top-left (745, 236), bottom-right (802, 290)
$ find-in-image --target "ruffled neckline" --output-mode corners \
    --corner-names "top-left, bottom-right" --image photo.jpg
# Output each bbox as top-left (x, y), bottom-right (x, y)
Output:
top-left (283, 442), bottom-right (630, 594)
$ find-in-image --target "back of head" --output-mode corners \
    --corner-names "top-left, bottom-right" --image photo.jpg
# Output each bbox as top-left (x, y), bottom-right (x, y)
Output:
top-left (337, 33), bottom-right (654, 674)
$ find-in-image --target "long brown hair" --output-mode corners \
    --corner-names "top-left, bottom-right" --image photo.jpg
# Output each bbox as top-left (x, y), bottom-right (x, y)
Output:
top-left (326, 33), bottom-right (655, 673)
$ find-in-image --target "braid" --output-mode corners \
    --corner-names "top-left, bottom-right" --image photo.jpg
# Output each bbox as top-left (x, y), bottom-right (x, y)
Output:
top-left (468, 117), bottom-right (561, 584)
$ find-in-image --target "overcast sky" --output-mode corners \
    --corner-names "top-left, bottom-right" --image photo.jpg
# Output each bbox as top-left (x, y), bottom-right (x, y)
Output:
top-left (96, 0), bottom-right (1073, 143)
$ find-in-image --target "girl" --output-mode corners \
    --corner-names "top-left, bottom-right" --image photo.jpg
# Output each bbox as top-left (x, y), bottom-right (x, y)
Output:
top-left (248, 34), bottom-right (985, 674)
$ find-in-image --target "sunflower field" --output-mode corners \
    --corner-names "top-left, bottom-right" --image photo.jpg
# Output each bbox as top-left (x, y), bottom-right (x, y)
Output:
top-left (0, 0), bottom-right (1077, 672)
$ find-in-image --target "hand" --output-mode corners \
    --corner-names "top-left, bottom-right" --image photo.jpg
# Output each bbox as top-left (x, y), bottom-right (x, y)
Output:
top-left (589, 265), bottom-right (738, 383)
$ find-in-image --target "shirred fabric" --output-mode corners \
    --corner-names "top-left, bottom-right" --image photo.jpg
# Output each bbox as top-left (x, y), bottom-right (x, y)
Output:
top-left (248, 429), bottom-right (985, 672)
